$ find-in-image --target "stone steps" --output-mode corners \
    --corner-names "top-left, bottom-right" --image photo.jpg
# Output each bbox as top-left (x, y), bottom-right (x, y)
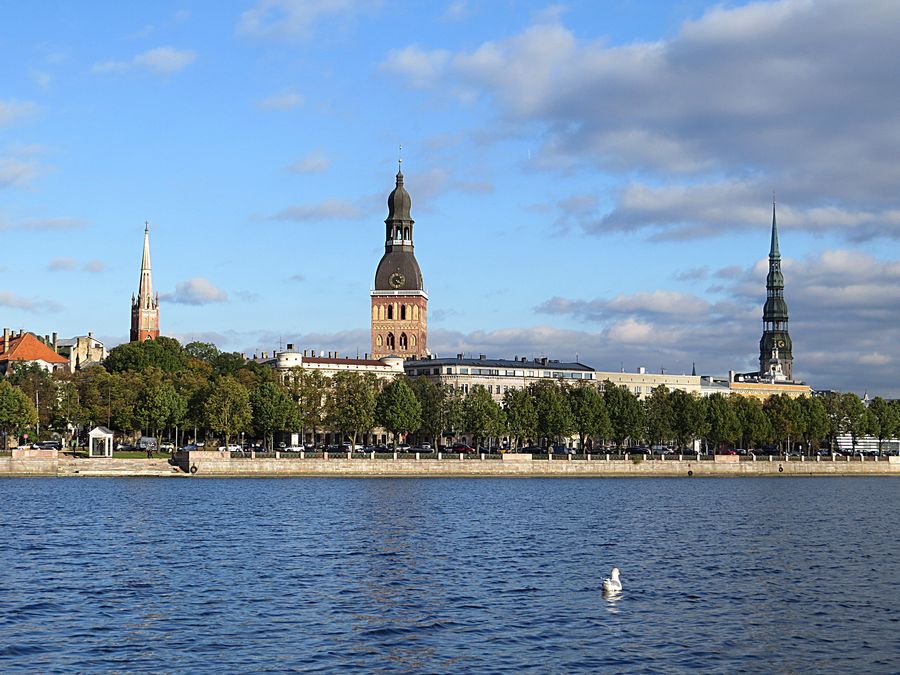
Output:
top-left (57, 458), bottom-right (184, 477)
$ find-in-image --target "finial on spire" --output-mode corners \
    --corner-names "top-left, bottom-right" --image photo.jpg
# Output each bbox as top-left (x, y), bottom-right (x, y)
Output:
top-left (145, 220), bottom-right (149, 233)
top-left (398, 144), bottom-right (403, 173)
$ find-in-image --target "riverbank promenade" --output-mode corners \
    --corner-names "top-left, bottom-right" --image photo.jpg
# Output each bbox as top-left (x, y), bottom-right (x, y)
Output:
top-left (2, 448), bottom-right (899, 478)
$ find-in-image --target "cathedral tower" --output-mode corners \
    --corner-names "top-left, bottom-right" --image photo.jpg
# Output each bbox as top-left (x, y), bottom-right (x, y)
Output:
top-left (130, 222), bottom-right (160, 342)
top-left (759, 202), bottom-right (793, 379)
top-left (371, 161), bottom-right (427, 359)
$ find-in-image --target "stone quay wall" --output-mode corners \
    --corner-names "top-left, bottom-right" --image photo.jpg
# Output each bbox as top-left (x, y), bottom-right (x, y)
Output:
top-left (2, 450), bottom-right (899, 478)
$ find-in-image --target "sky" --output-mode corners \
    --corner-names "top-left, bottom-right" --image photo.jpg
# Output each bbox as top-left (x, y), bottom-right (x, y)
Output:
top-left (2, 0), bottom-right (900, 396)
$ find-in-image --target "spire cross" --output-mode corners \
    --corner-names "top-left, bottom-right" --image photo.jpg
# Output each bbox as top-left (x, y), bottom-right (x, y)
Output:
top-left (398, 144), bottom-right (403, 173)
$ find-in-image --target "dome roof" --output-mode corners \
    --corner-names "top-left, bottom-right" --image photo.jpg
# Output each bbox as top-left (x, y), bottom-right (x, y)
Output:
top-left (764, 296), bottom-right (789, 320)
top-left (374, 250), bottom-right (423, 291)
top-left (386, 170), bottom-right (412, 223)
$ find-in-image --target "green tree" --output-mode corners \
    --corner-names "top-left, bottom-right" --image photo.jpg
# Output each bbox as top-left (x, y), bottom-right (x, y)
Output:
top-left (251, 380), bottom-right (297, 450)
top-left (603, 382), bottom-right (644, 448)
top-left (865, 397), bottom-right (900, 454)
top-left (184, 341), bottom-right (220, 364)
top-left (105, 336), bottom-right (187, 373)
top-left (733, 395), bottom-right (771, 450)
top-left (503, 387), bottom-right (538, 449)
top-left (294, 368), bottom-right (327, 446)
top-left (643, 385), bottom-right (673, 448)
top-left (203, 376), bottom-right (252, 448)
top-left (841, 393), bottom-right (867, 452)
top-left (763, 394), bottom-right (802, 452)
top-left (531, 380), bottom-right (574, 447)
top-left (797, 395), bottom-right (828, 454)
top-left (7, 362), bottom-right (54, 435)
top-left (0, 380), bottom-right (38, 446)
top-left (410, 377), bottom-right (446, 449)
top-left (822, 392), bottom-right (846, 451)
top-left (376, 377), bottom-right (422, 448)
top-left (669, 389), bottom-right (708, 452)
top-left (326, 372), bottom-right (378, 450)
top-left (567, 384), bottom-right (610, 451)
top-left (462, 385), bottom-right (504, 449)
top-left (705, 393), bottom-right (740, 452)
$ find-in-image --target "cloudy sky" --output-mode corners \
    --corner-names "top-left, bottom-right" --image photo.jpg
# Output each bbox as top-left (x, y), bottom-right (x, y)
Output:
top-left (2, 0), bottom-right (899, 395)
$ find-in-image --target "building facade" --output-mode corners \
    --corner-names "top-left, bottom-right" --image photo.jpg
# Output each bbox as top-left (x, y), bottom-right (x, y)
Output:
top-left (0, 329), bottom-right (70, 375)
top-left (759, 202), bottom-right (793, 379)
top-left (370, 163), bottom-right (428, 359)
top-left (57, 333), bottom-right (107, 371)
top-left (404, 355), bottom-right (702, 402)
top-left (130, 222), bottom-right (160, 342)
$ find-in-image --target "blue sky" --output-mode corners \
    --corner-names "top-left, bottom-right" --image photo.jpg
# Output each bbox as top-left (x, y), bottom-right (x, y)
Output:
top-left (3, 0), bottom-right (900, 395)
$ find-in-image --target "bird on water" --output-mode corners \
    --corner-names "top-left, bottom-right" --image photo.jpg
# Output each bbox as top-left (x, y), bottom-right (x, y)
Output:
top-left (602, 567), bottom-right (622, 595)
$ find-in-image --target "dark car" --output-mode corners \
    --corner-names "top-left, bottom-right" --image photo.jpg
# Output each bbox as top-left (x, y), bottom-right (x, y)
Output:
top-left (451, 443), bottom-right (476, 454)
top-left (625, 446), bottom-right (649, 455)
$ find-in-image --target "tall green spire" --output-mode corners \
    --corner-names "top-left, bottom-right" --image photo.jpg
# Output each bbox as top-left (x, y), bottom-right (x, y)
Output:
top-left (769, 199), bottom-right (780, 258)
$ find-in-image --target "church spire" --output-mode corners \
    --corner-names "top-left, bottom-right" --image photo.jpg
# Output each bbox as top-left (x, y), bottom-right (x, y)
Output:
top-left (130, 221), bottom-right (160, 342)
top-left (769, 199), bottom-right (780, 258)
top-left (759, 200), bottom-right (792, 379)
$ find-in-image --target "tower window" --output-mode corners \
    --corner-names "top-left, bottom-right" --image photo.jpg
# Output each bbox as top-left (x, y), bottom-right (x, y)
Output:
top-left (387, 305), bottom-right (393, 320)
top-left (411, 335), bottom-right (417, 347)
top-left (401, 305), bottom-right (407, 320)
top-left (399, 333), bottom-right (408, 350)
top-left (376, 335), bottom-right (383, 347)
top-left (413, 305), bottom-right (419, 320)
top-left (386, 333), bottom-right (395, 350)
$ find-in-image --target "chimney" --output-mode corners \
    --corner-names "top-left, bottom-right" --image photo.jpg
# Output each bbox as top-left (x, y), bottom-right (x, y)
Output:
top-left (3, 328), bottom-right (8, 353)
top-left (287, 343), bottom-right (294, 350)
top-left (479, 354), bottom-right (486, 360)
top-left (44, 334), bottom-right (50, 345)
top-left (729, 370), bottom-right (736, 383)
top-left (457, 353), bottom-right (464, 359)
top-left (335, 351), bottom-right (340, 358)
top-left (364, 353), bottom-right (369, 359)
top-left (52, 332), bottom-right (58, 352)
top-left (638, 366), bottom-right (646, 375)
top-left (262, 351), bottom-right (268, 359)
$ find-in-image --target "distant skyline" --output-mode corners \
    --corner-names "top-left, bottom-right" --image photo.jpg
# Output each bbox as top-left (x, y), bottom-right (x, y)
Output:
top-left (2, 1), bottom-right (900, 396)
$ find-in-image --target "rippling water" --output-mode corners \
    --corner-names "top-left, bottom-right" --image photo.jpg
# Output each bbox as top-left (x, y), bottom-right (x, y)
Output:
top-left (1, 477), bottom-right (899, 673)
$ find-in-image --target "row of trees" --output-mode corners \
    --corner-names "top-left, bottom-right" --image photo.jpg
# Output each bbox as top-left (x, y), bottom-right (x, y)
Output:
top-left (2, 336), bottom-right (898, 453)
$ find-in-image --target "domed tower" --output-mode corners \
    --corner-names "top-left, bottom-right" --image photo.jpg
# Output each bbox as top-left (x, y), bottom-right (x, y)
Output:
top-left (759, 202), bottom-right (793, 379)
top-left (130, 221), bottom-right (160, 342)
top-left (371, 160), bottom-right (427, 359)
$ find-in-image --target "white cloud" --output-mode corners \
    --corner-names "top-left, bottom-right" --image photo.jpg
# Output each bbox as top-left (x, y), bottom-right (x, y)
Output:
top-left (161, 278), bottom-right (228, 305)
top-left (237, 0), bottom-right (374, 41)
top-left (0, 291), bottom-right (61, 313)
top-left (0, 157), bottom-right (39, 189)
top-left (269, 199), bottom-right (365, 221)
top-left (22, 217), bottom-right (89, 231)
top-left (0, 99), bottom-right (39, 126)
top-left (381, 46), bottom-right (451, 88)
top-left (258, 90), bottom-right (304, 111)
top-left (93, 46), bottom-right (196, 76)
top-left (47, 257), bottom-right (78, 272)
top-left (385, 0), bottom-right (900, 241)
top-left (286, 149), bottom-right (331, 173)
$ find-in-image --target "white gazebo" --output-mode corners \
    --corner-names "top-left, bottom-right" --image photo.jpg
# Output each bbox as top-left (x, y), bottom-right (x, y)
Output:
top-left (88, 426), bottom-right (113, 458)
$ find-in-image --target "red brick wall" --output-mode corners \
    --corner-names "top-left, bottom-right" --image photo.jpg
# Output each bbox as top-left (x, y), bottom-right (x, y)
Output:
top-left (371, 295), bottom-right (427, 359)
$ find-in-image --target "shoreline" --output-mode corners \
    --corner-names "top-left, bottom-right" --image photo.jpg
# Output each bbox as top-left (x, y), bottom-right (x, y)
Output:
top-left (2, 451), bottom-right (898, 478)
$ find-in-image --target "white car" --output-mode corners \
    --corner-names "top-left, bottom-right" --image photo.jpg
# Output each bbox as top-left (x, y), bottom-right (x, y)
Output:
top-left (218, 444), bottom-right (241, 453)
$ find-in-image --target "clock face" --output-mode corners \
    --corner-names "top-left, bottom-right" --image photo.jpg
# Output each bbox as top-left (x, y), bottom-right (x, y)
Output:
top-left (777, 340), bottom-right (785, 347)
top-left (389, 272), bottom-right (405, 288)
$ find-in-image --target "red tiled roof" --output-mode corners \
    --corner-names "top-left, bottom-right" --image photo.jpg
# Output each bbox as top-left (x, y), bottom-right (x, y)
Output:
top-left (0, 332), bottom-right (69, 365)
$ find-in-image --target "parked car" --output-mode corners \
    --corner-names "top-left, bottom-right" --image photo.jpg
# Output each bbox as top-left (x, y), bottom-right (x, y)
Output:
top-left (396, 443), bottom-right (412, 452)
top-left (625, 446), bottom-right (649, 455)
top-left (218, 444), bottom-right (241, 453)
top-left (159, 442), bottom-right (175, 452)
top-left (451, 443), bottom-right (476, 454)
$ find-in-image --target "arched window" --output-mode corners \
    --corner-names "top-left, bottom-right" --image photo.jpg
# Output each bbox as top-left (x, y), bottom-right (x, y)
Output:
top-left (411, 335), bottom-right (417, 347)
top-left (399, 333), bottom-right (408, 350)
top-left (400, 305), bottom-right (407, 320)
top-left (376, 335), bottom-right (383, 347)
top-left (387, 305), bottom-right (393, 320)
top-left (386, 333), bottom-right (395, 350)
top-left (404, 227), bottom-right (410, 240)
top-left (379, 305), bottom-right (385, 321)
top-left (395, 227), bottom-right (402, 241)
top-left (372, 305), bottom-right (378, 321)
top-left (412, 305), bottom-right (419, 321)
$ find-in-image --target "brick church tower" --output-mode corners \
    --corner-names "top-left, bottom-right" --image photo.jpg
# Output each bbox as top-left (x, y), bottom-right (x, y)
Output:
top-left (371, 161), bottom-right (428, 359)
top-left (130, 222), bottom-right (160, 342)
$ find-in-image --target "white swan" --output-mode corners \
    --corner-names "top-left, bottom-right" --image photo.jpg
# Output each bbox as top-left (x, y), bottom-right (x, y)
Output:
top-left (602, 567), bottom-right (622, 594)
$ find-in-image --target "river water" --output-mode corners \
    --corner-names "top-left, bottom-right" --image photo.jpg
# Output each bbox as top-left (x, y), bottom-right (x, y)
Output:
top-left (1, 477), bottom-right (898, 673)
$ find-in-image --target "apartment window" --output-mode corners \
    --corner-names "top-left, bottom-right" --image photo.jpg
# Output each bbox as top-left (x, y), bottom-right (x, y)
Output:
top-left (635, 386), bottom-right (642, 394)
top-left (446, 368), bottom-right (453, 374)
top-left (460, 368), bottom-right (469, 374)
